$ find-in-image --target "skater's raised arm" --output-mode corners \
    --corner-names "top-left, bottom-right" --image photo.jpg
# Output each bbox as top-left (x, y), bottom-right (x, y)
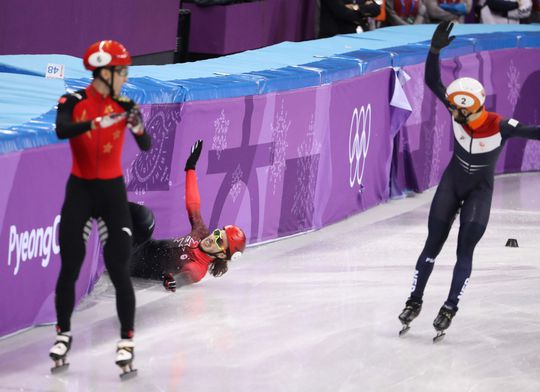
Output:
top-left (184, 140), bottom-right (205, 230)
top-left (425, 21), bottom-right (456, 107)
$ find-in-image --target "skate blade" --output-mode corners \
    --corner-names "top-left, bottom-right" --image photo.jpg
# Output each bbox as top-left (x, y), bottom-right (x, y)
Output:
top-left (119, 368), bottom-right (138, 381)
top-left (398, 325), bottom-right (410, 336)
top-left (433, 331), bottom-right (446, 343)
top-left (50, 362), bottom-right (69, 374)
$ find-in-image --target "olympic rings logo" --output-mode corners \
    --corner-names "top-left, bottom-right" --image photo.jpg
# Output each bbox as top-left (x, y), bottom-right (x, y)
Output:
top-left (349, 104), bottom-right (371, 188)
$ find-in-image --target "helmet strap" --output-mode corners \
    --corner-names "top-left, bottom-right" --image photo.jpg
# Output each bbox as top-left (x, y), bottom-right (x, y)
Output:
top-left (197, 242), bottom-right (227, 260)
top-left (452, 105), bottom-right (484, 125)
top-left (95, 66), bottom-right (116, 96)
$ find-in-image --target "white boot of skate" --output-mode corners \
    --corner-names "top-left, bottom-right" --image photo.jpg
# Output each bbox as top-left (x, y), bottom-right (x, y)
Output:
top-left (49, 333), bottom-right (72, 373)
top-left (116, 339), bottom-right (137, 380)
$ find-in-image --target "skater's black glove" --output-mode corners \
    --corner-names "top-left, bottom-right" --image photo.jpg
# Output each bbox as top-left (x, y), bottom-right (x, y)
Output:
top-left (430, 21), bottom-right (455, 54)
top-left (162, 272), bottom-right (177, 292)
top-left (126, 106), bottom-right (144, 135)
top-left (184, 139), bottom-right (203, 171)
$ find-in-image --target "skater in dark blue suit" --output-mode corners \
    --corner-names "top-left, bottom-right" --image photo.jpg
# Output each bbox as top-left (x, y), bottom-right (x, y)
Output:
top-left (398, 21), bottom-right (540, 341)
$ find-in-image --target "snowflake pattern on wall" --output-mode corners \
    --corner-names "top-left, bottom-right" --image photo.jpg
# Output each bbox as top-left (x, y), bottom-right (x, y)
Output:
top-left (522, 109), bottom-right (540, 171)
top-left (269, 100), bottom-right (291, 194)
top-left (212, 109), bottom-right (230, 160)
top-left (407, 68), bottom-right (425, 124)
top-left (507, 60), bottom-right (521, 109)
top-left (522, 141), bottom-right (540, 171)
top-left (126, 106), bottom-right (179, 195)
top-left (291, 115), bottom-right (321, 224)
top-left (422, 112), bottom-right (444, 189)
top-left (229, 164), bottom-right (244, 203)
top-left (428, 122), bottom-right (443, 187)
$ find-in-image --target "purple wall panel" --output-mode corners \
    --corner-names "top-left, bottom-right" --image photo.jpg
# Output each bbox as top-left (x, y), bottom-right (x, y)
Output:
top-left (2, 48), bottom-right (539, 338)
top-left (186, 0), bottom-right (316, 54)
top-left (0, 145), bottom-right (104, 337)
top-left (394, 48), bottom-right (540, 194)
top-left (0, 0), bottom-right (179, 56)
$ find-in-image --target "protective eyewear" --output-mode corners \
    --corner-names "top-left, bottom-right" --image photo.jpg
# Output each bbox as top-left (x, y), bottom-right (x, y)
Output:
top-left (114, 67), bottom-right (129, 77)
top-left (213, 229), bottom-right (227, 253)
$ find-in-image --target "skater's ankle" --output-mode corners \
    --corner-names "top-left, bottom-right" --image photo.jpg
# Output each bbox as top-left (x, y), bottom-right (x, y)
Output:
top-left (442, 303), bottom-right (458, 312)
top-left (406, 297), bottom-right (423, 306)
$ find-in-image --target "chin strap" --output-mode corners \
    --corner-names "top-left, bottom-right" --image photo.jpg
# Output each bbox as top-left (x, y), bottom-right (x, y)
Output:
top-left (451, 105), bottom-right (484, 125)
top-left (197, 242), bottom-right (227, 260)
top-left (95, 66), bottom-right (116, 96)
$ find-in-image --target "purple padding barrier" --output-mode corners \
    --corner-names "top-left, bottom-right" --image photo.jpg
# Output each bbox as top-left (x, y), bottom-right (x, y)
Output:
top-left (185, 0), bottom-right (316, 54)
top-left (393, 48), bottom-right (540, 193)
top-left (2, 48), bottom-right (540, 338)
top-left (0, 145), bottom-right (104, 337)
top-left (126, 69), bottom-right (393, 242)
top-left (0, 69), bottom-right (392, 337)
top-left (0, 0), bottom-right (178, 56)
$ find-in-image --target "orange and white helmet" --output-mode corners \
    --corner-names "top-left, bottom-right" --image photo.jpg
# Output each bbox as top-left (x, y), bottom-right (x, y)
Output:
top-left (446, 77), bottom-right (485, 113)
top-left (83, 40), bottom-right (131, 71)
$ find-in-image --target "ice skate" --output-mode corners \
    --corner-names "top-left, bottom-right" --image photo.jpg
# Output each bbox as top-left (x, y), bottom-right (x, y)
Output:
top-left (116, 339), bottom-right (137, 380)
top-left (49, 333), bottom-right (72, 373)
top-left (398, 298), bottom-right (422, 336)
top-left (432, 305), bottom-right (457, 343)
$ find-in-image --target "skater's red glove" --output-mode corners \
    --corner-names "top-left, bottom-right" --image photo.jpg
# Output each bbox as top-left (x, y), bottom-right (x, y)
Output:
top-left (162, 273), bottom-right (177, 292)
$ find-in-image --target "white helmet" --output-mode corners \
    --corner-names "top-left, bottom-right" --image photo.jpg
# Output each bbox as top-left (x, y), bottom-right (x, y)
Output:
top-left (446, 77), bottom-right (485, 113)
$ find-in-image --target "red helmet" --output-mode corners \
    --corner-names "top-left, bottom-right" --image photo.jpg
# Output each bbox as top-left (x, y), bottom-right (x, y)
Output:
top-left (224, 225), bottom-right (246, 261)
top-left (83, 40), bottom-right (131, 71)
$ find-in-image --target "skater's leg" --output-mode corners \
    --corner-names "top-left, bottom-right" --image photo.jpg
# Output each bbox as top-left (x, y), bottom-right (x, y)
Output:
top-left (409, 180), bottom-right (460, 301)
top-left (129, 201), bottom-right (155, 250)
top-left (130, 240), bottom-right (169, 280)
top-left (98, 178), bottom-right (135, 340)
top-left (444, 193), bottom-right (490, 309)
top-left (399, 181), bottom-right (460, 334)
top-left (55, 176), bottom-right (93, 333)
top-left (432, 193), bottom-right (490, 340)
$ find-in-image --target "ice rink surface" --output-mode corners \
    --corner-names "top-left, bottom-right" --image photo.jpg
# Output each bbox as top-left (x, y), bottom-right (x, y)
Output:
top-left (1, 173), bottom-right (539, 392)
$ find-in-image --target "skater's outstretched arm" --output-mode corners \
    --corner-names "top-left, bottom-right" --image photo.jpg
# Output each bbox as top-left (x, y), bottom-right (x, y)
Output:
top-left (501, 119), bottom-right (540, 142)
top-left (425, 21), bottom-right (456, 108)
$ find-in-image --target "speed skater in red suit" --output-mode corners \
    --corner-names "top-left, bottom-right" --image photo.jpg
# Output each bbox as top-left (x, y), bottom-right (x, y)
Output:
top-left (129, 140), bottom-right (247, 292)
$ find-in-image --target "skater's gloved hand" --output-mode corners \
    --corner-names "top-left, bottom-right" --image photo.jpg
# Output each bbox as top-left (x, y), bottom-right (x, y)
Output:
top-left (430, 21), bottom-right (455, 54)
top-left (91, 112), bottom-right (126, 129)
top-left (126, 106), bottom-right (144, 135)
top-left (184, 139), bottom-right (203, 171)
top-left (162, 272), bottom-right (177, 292)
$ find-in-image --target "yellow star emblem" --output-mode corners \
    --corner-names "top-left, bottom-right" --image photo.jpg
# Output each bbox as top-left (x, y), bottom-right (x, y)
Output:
top-left (113, 130), bottom-right (121, 140)
top-left (103, 143), bottom-right (113, 154)
top-left (76, 109), bottom-right (88, 122)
